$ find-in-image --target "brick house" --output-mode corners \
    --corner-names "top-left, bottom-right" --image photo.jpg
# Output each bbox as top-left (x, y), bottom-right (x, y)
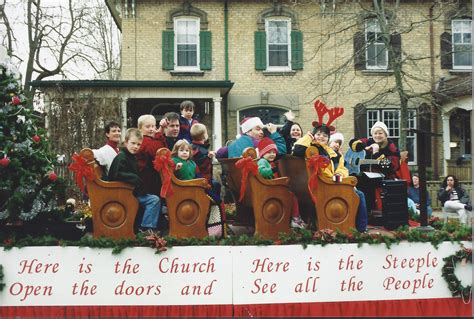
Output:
top-left (32, 0), bottom-right (472, 182)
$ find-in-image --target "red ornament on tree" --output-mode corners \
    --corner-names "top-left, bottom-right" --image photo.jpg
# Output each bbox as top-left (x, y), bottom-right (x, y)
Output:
top-left (11, 95), bottom-right (21, 105)
top-left (48, 171), bottom-right (58, 182)
top-left (32, 135), bottom-right (41, 143)
top-left (0, 156), bottom-right (10, 167)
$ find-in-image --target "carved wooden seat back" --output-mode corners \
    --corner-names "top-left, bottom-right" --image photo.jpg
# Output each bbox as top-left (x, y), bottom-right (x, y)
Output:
top-left (79, 148), bottom-right (139, 239)
top-left (217, 157), bottom-right (254, 226)
top-left (277, 155), bottom-right (316, 223)
top-left (240, 148), bottom-right (292, 240)
top-left (155, 148), bottom-right (211, 239)
top-left (305, 146), bottom-right (360, 234)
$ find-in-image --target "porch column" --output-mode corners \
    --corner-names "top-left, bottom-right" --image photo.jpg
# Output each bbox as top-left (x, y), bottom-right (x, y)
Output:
top-left (441, 113), bottom-right (450, 176)
top-left (44, 93), bottom-right (51, 138)
top-left (212, 97), bottom-right (223, 149)
top-left (121, 98), bottom-right (128, 140)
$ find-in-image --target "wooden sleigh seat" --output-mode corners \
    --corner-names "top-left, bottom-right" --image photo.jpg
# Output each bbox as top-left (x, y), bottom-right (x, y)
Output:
top-left (305, 146), bottom-right (360, 234)
top-left (218, 157), bottom-right (255, 226)
top-left (155, 148), bottom-right (211, 239)
top-left (222, 148), bottom-right (292, 239)
top-left (79, 148), bottom-right (139, 239)
top-left (278, 155), bottom-right (316, 224)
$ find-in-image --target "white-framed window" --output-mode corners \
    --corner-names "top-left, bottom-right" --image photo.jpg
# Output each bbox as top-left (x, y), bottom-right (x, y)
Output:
top-left (452, 19), bottom-right (472, 69)
top-left (174, 17), bottom-right (200, 71)
top-left (365, 19), bottom-right (388, 69)
top-left (366, 109), bottom-right (417, 164)
top-left (266, 18), bottom-right (291, 70)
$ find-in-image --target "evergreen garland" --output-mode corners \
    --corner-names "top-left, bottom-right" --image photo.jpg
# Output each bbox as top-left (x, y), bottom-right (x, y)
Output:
top-left (1, 224), bottom-right (471, 253)
top-left (442, 247), bottom-right (472, 301)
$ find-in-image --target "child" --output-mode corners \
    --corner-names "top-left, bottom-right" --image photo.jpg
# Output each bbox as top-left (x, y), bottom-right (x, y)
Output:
top-left (216, 117), bottom-right (286, 158)
top-left (190, 123), bottom-right (221, 198)
top-left (93, 120), bottom-right (121, 176)
top-left (172, 139), bottom-right (225, 236)
top-left (329, 132), bottom-right (344, 157)
top-left (279, 110), bottom-right (303, 154)
top-left (108, 128), bottom-right (161, 233)
top-left (171, 139), bottom-right (200, 180)
top-left (177, 100), bottom-right (199, 143)
top-left (257, 137), bottom-right (305, 229)
top-left (328, 131), bottom-right (368, 232)
top-left (136, 114), bottom-right (167, 196)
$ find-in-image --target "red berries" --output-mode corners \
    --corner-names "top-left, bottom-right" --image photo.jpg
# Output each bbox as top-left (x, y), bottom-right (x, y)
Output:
top-left (11, 95), bottom-right (21, 105)
top-left (48, 171), bottom-right (58, 182)
top-left (0, 156), bottom-right (10, 167)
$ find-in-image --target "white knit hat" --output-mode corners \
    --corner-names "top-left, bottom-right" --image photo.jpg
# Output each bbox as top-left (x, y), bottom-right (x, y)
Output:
top-left (329, 132), bottom-right (344, 145)
top-left (240, 117), bottom-right (264, 133)
top-left (370, 121), bottom-right (389, 136)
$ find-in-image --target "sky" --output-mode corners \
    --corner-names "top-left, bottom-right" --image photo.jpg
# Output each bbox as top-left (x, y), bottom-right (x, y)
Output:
top-left (1, 0), bottom-right (117, 84)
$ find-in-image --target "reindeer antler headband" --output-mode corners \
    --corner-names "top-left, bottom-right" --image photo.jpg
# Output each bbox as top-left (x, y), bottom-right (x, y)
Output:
top-left (311, 100), bottom-right (345, 132)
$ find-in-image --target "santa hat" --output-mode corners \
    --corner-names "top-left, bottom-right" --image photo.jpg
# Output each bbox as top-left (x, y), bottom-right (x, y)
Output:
top-left (329, 132), bottom-right (344, 145)
top-left (257, 137), bottom-right (277, 157)
top-left (371, 121), bottom-right (389, 137)
top-left (240, 117), bottom-right (264, 134)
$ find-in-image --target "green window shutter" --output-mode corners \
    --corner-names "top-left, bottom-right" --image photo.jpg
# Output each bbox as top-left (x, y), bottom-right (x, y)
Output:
top-left (200, 31), bottom-right (212, 70)
top-left (255, 31), bottom-right (266, 70)
top-left (291, 30), bottom-right (303, 70)
top-left (162, 31), bottom-right (174, 70)
top-left (353, 31), bottom-right (366, 70)
top-left (354, 103), bottom-right (368, 138)
top-left (388, 33), bottom-right (402, 70)
top-left (440, 32), bottom-right (453, 70)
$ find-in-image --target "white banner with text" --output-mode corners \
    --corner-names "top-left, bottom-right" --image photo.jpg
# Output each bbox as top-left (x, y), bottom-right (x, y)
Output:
top-left (0, 242), bottom-right (471, 306)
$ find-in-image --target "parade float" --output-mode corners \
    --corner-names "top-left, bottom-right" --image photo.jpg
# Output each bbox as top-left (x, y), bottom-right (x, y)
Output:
top-left (0, 51), bottom-right (472, 318)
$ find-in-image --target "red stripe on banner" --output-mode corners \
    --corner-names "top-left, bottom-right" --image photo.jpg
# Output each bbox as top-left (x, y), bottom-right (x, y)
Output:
top-left (234, 298), bottom-right (472, 317)
top-left (0, 304), bottom-right (233, 318)
top-left (0, 298), bottom-right (471, 318)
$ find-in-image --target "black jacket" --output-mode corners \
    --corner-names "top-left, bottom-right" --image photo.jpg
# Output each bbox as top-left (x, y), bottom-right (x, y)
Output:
top-left (108, 148), bottom-right (145, 196)
top-left (437, 186), bottom-right (470, 206)
top-left (279, 120), bottom-right (297, 154)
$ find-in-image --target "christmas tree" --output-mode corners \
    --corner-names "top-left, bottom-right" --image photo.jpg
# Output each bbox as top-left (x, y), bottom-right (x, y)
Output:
top-left (0, 56), bottom-right (61, 224)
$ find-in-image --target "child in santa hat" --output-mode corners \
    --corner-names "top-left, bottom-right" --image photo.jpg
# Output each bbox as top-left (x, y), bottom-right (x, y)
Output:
top-left (216, 117), bottom-right (286, 158)
top-left (257, 137), bottom-right (306, 229)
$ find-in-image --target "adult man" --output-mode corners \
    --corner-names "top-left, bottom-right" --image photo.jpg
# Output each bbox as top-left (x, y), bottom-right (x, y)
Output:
top-left (159, 112), bottom-right (180, 150)
top-left (216, 117), bottom-right (286, 158)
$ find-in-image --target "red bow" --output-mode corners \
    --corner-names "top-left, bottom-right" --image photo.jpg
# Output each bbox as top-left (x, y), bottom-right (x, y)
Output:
top-left (68, 153), bottom-right (95, 193)
top-left (153, 153), bottom-right (175, 198)
top-left (307, 155), bottom-right (330, 203)
top-left (235, 157), bottom-right (258, 202)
